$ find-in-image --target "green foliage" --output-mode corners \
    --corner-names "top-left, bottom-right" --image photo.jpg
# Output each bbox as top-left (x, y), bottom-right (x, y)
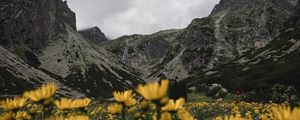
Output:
top-left (271, 84), bottom-right (299, 106)
top-left (187, 93), bottom-right (215, 103)
top-left (14, 47), bottom-right (27, 60)
top-left (13, 47), bottom-right (41, 67)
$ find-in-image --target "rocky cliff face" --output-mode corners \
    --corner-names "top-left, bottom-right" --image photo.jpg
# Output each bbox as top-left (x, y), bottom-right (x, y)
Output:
top-left (209, 0), bottom-right (296, 54)
top-left (1, 0), bottom-right (299, 98)
top-left (102, 0), bottom-right (298, 81)
top-left (0, 0), bottom-right (76, 53)
top-left (0, 0), bottom-right (142, 98)
top-left (0, 46), bottom-right (84, 98)
top-left (38, 25), bottom-right (143, 97)
top-left (185, 2), bottom-right (300, 92)
top-left (79, 26), bottom-right (108, 44)
top-left (102, 29), bottom-right (183, 79)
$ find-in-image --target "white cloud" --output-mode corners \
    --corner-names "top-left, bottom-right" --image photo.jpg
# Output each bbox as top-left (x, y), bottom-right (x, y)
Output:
top-left (67, 0), bottom-right (220, 38)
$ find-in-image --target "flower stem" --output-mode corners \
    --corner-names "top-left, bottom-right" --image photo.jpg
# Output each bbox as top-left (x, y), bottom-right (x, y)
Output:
top-left (156, 108), bottom-right (160, 120)
top-left (122, 104), bottom-right (125, 120)
top-left (155, 102), bottom-right (162, 120)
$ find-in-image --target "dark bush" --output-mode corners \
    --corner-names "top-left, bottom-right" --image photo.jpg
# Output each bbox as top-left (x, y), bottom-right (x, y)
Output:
top-left (169, 80), bottom-right (188, 100)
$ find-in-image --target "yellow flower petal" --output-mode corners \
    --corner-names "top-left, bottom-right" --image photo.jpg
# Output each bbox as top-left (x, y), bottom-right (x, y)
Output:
top-left (161, 112), bottom-right (172, 120)
top-left (54, 98), bottom-right (91, 110)
top-left (107, 103), bottom-right (123, 114)
top-left (23, 83), bottom-right (58, 102)
top-left (136, 79), bottom-right (169, 101)
top-left (0, 97), bottom-right (27, 111)
top-left (162, 98), bottom-right (185, 112)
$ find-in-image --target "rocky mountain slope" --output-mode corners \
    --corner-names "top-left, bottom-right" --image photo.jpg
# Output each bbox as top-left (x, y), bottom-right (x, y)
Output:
top-left (38, 25), bottom-right (143, 97)
top-left (78, 26), bottom-right (108, 44)
top-left (0, 0), bottom-right (142, 98)
top-left (0, 46), bottom-right (85, 98)
top-left (102, 0), bottom-right (298, 81)
top-left (1, 0), bottom-right (299, 98)
top-left (185, 2), bottom-right (300, 92)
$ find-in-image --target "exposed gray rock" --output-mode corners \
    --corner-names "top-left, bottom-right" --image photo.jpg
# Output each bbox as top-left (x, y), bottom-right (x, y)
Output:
top-left (101, 29), bottom-right (183, 80)
top-left (209, 0), bottom-right (296, 54)
top-left (196, 83), bottom-right (228, 98)
top-left (38, 25), bottom-right (143, 97)
top-left (185, 2), bottom-right (300, 92)
top-left (78, 26), bottom-right (108, 44)
top-left (102, 0), bottom-right (298, 81)
top-left (1, 0), bottom-right (299, 99)
top-left (0, 46), bottom-right (84, 98)
top-left (0, 0), bottom-right (143, 98)
top-left (0, 0), bottom-right (76, 53)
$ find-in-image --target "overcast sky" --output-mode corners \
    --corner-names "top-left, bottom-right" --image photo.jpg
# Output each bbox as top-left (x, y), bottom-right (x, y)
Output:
top-left (67, 0), bottom-right (220, 39)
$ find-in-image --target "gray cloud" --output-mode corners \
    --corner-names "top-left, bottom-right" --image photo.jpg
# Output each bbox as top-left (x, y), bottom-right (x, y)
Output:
top-left (67, 0), bottom-right (220, 38)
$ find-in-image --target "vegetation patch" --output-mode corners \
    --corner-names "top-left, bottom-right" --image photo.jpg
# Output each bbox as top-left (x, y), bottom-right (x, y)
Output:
top-left (0, 80), bottom-right (300, 120)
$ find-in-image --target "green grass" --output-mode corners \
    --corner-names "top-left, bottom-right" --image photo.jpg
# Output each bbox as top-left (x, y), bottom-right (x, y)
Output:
top-left (188, 93), bottom-right (215, 102)
top-left (188, 93), bottom-right (236, 103)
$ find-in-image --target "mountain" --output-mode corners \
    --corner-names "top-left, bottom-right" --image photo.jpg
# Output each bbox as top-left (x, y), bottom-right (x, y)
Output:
top-left (78, 26), bottom-right (108, 44)
top-left (0, 0), bottom-right (142, 98)
top-left (0, 0), bottom-right (76, 53)
top-left (101, 0), bottom-right (298, 80)
top-left (101, 29), bottom-right (184, 80)
top-left (38, 25), bottom-right (143, 97)
top-left (185, 2), bottom-right (300, 92)
top-left (0, 46), bottom-right (85, 98)
top-left (1, 0), bottom-right (299, 98)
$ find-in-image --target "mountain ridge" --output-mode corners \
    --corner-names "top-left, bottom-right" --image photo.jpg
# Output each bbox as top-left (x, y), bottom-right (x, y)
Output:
top-left (101, 0), bottom-right (299, 81)
top-left (185, 2), bottom-right (300, 92)
top-left (0, 0), bottom-right (143, 98)
top-left (78, 26), bottom-right (108, 44)
top-left (1, 0), bottom-right (299, 98)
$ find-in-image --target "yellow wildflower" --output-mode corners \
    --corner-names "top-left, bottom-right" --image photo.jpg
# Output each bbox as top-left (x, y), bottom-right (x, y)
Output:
top-left (162, 98), bottom-right (185, 112)
top-left (271, 105), bottom-right (300, 120)
top-left (107, 103), bottom-right (123, 114)
top-left (107, 114), bottom-right (116, 120)
top-left (161, 112), bottom-right (172, 120)
top-left (0, 112), bottom-right (13, 120)
top-left (260, 114), bottom-right (272, 120)
top-left (16, 111), bottom-right (32, 120)
top-left (153, 113), bottom-right (158, 120)
top-left (124, 97), bottom-right (136, 107)
top-left (43, 98), bottom-right (54, 105)
top-left (214, 116), bottom-right (223, 120)
top-left (23, 83), bottom-right (58, 102)
top-left (245, 111), bottom-right (252, 119)
top-left (177, 109), bottom-right (194, 120)
top-left (47, 115), bottom-right (90, 120)
top-left (136, 79), bottom-right (169, 101)
top-left (127, 106), bottom-right (138, 113)
top-left (66, 115), bottom-right (90, 120)
top-left (113, 90), bottom-right (136, 107)
top-left (160, 97), bottom-right (170, 105)
top-left (134, 112), bottom-right (141, 119)
top-left (0, 97), bottom-right (27, 111)
top-left (113, 90), bottom-right (134, 102)
top-left (140, 100), bottom-right (150, 109)
top-left (222, 115), bottom-right (248, 120)
top-left (254, 109), bottom-right (259, 114)
top-left (54, 98), bottom-right (91, 110)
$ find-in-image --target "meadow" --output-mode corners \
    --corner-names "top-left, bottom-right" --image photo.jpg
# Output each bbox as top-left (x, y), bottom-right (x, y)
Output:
top-left (0, 79), bottom-right (299, 120)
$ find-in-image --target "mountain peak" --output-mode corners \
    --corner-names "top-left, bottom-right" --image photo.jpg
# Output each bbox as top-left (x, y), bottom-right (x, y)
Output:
top-left (0, 0), bottom-right (76, 53)
top-left (78, 26), bottom-right (108, 44)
